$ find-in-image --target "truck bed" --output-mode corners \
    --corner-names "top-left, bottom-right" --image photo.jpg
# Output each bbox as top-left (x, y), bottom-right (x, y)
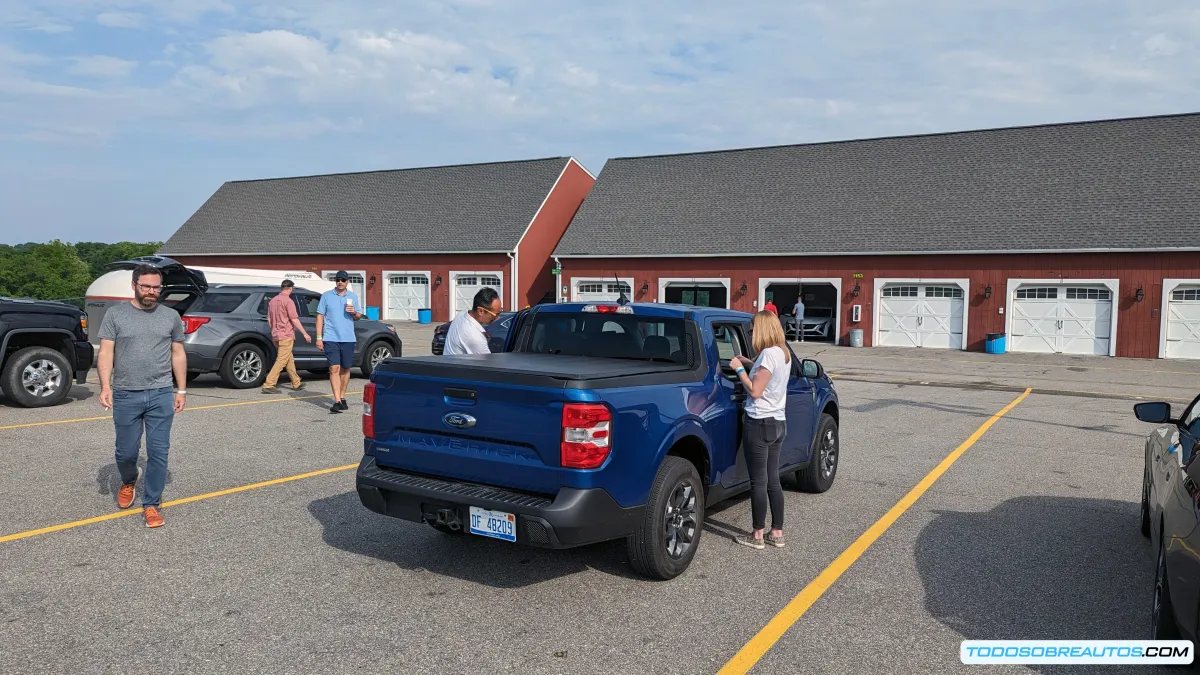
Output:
top-left (373, 352), bottom-right (698, 388)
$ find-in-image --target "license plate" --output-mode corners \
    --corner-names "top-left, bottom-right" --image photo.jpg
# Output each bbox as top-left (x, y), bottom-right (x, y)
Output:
top-left (468, 506), bottom-right (516, 543)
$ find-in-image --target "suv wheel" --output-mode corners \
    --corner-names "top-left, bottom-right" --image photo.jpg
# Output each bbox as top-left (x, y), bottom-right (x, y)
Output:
top-left (626, 456), bottom-right (704, 580)
top-left (220, 342), bottom-right (267, 389)
top-left (797, 413), bottom-right (838, 493)
top-left (360, 340), bottom-right (394, 379)
top-left (1, 346), bottom-right (72, 408)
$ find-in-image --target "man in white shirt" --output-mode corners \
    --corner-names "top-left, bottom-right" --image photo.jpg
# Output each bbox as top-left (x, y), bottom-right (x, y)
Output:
top-left (443, 287), bottom-right (503, 355)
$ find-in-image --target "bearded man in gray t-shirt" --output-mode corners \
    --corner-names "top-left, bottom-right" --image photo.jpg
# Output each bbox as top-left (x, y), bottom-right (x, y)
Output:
top-left (97, 263), bottom-right (187, 528)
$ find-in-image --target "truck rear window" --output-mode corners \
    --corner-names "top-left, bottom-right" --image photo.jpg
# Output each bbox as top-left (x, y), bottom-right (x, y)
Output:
top-left (521, 314), bottom-right (691, 364)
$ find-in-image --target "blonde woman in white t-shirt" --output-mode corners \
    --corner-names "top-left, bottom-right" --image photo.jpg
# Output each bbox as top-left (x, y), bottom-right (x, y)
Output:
top-left (730, 310), bottom-right (792, 550)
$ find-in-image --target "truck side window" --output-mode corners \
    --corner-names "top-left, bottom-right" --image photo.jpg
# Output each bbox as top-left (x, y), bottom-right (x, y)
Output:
top-left (713, 324), bottom-right (746, 368)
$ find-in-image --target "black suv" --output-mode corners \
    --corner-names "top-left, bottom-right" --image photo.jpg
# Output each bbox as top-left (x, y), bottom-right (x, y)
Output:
top-left (98, 257), bottom-right (403, 389)
top-left (1, 296), bottom-right (94, 407)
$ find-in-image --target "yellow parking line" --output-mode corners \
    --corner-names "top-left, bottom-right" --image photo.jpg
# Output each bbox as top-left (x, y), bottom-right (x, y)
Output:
top-left (0, 391), bottom-right (363, 431)
top-left (717, 387), bottom-right (1032, 674)
top-left (0, 463), bottom-right (358, 544)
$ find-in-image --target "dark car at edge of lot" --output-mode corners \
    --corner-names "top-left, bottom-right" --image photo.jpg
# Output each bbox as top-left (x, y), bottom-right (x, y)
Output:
top-left (102, 257), bottom-right (402, 389)
top-left (431, 311), bottom-right (517, 355)
top-left (0, 296), bottom-right (94, 407)
top-left (1134, 395), bottom-right (1200, 646)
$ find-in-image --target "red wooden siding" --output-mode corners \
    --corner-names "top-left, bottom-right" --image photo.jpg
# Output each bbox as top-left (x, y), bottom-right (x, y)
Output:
top-left (515, 160), bottom-right (594, 309)
top-left (557, 252), bottom-right (1200, 358)
top-left (172, 253), bottom-right (511, 323)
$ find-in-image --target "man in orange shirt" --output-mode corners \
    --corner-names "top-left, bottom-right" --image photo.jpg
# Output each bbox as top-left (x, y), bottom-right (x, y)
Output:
top-left (262, 279), bottom-right (312, 393)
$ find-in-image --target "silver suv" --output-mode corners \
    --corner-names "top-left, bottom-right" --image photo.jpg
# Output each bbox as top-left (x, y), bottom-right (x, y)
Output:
top-left (100, 258), bottom-right (402, 389)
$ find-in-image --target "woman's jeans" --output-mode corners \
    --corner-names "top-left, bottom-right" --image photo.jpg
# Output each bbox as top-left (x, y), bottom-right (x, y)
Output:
top-left (744, 415), bottom-right (787, 531)
top-left (112, 387), bottom-right (175, 507)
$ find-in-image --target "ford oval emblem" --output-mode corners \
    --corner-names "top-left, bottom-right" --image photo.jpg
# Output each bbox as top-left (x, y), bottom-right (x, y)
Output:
top-left (443, 412), bottom-right (476, 430)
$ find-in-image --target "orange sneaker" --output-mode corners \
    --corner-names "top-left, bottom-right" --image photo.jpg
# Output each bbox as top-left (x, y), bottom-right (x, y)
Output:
top-left (143, 506), bottom-right (164, 528)
top-left (117, 483), bottom-right (136, 509)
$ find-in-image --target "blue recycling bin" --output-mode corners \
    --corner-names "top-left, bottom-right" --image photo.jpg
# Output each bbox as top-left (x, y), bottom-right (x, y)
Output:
top-left (417, 308), bottom-right (432, 324)
top-left (365, 306), bottom-right (380, 320)
top-left (985, 332), bottom-right (1006, 354)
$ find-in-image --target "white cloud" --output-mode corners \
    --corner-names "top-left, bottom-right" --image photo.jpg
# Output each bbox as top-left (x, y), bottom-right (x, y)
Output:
top-left (69, 56), bottom-right (138, 79)
top-left (97, 12), bottom-right (145, 29)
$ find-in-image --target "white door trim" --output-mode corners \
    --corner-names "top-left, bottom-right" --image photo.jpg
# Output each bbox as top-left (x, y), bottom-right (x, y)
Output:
top-left (1005, 278), bottom-right (1119, 357)
top-left (1159, 278), bottom-right (1200, 359)
top-left (321, 269), bottom-right (367, 307)
top-left (380, 269), bottom-right (432, 321)
top-left (657, 277), bottom-right (731, 308)
top-left (449, 270), bottom-right (505, 316)
top-left (570, 277), bottom-right (635, 302)
top-left (757, 277), bottom-right (844, 343)
top-left (873, 277), bottom-right (971, 350)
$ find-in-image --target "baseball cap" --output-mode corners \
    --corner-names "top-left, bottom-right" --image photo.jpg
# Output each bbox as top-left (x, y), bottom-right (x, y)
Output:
top-left (334, 270), bottom-right (350, 281)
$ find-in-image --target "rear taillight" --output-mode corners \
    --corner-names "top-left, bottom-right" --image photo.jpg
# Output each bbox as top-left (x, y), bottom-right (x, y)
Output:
top-left (182, 316), bottom-right (210, 334)
top-left (561, 403), bottom-right (612, 469)
top-left (362, 382), bottom-right (376, 438)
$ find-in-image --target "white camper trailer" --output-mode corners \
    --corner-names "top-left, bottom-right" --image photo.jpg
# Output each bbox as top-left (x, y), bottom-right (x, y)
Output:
top-left (84, 259), bottom-right (336, 349)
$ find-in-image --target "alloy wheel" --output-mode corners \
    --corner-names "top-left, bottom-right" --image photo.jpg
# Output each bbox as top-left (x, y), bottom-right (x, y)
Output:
top-left (820, 427), bottom-right (838, 478)
top-left (370, 345), bottom-right (392, 369)
top-left (233, 350), bottom-right (263, 383)
top-left (663, 482), bottom-right (698, 559)
top-left (21, 359), bottom-right (63, 398)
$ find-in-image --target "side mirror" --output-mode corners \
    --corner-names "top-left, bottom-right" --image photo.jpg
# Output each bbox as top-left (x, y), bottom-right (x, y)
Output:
top-left (801, 358), bottom-right (822, 379)
top-left (1134, 402), bottom-right (1173, 424)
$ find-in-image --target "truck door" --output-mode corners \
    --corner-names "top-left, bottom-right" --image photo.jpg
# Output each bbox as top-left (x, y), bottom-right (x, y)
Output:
top-left (713, 321), bottom-right (752, 489)
top-left (780, 347), bottom-right (817, 469)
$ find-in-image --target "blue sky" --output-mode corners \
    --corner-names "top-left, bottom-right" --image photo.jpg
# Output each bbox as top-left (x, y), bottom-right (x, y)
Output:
top-left (1, 0), bottom-right (1198, 244)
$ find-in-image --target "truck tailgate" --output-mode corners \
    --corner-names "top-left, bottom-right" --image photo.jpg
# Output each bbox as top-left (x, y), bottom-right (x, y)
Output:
top-left (369, 367), bottom-right (569, 495)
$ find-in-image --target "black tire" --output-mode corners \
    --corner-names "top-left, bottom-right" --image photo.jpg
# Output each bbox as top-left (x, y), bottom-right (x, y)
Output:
top-left (186, 371), bottom-right (201, 383)
top-left (219, 342), bottom-right (267, 389)
top-left (1151, 529), bottom-right (1180, 639)
top-left (308, 368), bottom-right (329, 376)
top-left (1140, 464), bottom-right (1152, 538)
top-left (797, 413), bottom-right (838, 493)
top-left (360, 340), bottom-right (394, 379)
top-left (0, 346), bottom-right (73, 408)
top-left (626, 456), bottom-right (705, 580)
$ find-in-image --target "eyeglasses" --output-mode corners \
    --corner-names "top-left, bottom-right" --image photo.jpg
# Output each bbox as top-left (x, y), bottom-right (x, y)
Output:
top-left (136, 283), bottom-right (162, 292)
top-left (480, 306), bottom-right (500, 317)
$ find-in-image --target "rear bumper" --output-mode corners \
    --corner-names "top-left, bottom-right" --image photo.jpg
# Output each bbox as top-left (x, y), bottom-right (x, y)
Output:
top-left (355, 455), bottom-right (642, 548)
top-left (183, 344), bottom-right (223, 373)
top-left (73, 340), bottom-right (94, 383)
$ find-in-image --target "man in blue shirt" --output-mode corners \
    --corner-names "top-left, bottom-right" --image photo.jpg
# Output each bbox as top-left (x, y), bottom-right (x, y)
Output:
top-left (316, 270), bottom-right (362, 413)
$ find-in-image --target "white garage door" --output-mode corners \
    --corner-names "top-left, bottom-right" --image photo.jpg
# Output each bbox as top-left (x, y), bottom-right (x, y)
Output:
top-left (323, 271), bottom-right (366, 304)
top-left (575, 281), bottom-right (631, 303)
top-left (1010, 285), bottom-right (1112, 355)
top-left (1165, 286), bottom-right (1200, 359)
top-left (454, 274), bottom-right (502, 314)
top-left (386, 274), bottom-right (429, 321)
top-left (877, 284), bottom-right (965, 349)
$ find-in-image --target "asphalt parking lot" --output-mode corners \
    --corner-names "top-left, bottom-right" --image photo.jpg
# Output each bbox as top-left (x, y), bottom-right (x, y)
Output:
top-left (0, 331), bottom-right (1194, 673)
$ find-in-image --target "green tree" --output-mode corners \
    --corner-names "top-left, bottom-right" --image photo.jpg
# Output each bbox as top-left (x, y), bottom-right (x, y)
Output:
top-left (2, 240), bottom-right (92, 300)
top-left (75, 241), bottom-right (162, 279)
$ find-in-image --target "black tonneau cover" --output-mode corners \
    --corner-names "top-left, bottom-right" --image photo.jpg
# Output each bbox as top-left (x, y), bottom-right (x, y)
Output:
top-left (374, 352), bottom-right (697, 389)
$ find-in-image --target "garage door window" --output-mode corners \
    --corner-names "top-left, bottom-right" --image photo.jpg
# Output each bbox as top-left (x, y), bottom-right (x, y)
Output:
top-left (1173, 289), bottom-right (1200, 302)
top-left (579, 283), bottom-right (604, 294)
top-left (882, 286), bottom-right (918, 297)
top-left (1016, 287), bottom-right (1057, 299)
top-left (925, 286), bottom-right (963, 298)
top-left (1066, 287), bottom-right (1110, 300)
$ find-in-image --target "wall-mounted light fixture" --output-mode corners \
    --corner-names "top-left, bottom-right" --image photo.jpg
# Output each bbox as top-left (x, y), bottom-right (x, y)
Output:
top-left (1136, 287), bottom-right (1145, 302)
top-left (435, 275), bottom-right (442, 285)
top-left (739, 282), bottom-right (747, 295)
top-left (984, 284), bottom-right (992, 299)
top-left (640, 282), bottom-right (649, 294)
top-left (852, 283), bottom-right (860, 297)
top-left (369, 274), bottom-right (376, 285)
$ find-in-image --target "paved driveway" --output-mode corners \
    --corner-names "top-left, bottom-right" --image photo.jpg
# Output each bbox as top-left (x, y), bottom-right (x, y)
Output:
top-left (0, 335), bottom-right (1193, 673)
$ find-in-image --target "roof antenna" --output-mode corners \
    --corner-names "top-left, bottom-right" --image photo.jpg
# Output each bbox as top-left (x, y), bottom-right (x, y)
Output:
top-left (615, 273), bottom-right (630, 305)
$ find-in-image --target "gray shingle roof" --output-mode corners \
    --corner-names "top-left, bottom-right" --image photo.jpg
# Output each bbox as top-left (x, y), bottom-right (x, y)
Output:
top-left (553, 113), bottom-right (1200, 257)
top-left (159, 157), bottom-right (574, 255)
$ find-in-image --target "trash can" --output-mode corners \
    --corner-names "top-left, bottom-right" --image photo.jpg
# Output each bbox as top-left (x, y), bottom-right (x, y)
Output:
top-left (417, 308), bottom-right (432, 324)
top-left (849, 328), bottom-right (864, 348)
top-left (365, 306), bottom-right (380, 321)
top-left (985, 332), bottom-right (1006, 354)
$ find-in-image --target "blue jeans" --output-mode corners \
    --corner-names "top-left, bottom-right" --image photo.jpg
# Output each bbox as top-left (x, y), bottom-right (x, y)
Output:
top-left (113, 387), bottom-right (175, 507)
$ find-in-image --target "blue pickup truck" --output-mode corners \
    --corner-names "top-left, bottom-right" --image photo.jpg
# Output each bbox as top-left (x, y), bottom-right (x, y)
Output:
top-left (356, 302), bottom-right (841, 579)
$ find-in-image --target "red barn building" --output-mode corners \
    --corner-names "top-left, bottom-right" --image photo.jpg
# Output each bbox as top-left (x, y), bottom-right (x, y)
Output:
top-left (551, 113), bottom-right (1200, 359)
top-left (159, 157), bottom-right (594, 322)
